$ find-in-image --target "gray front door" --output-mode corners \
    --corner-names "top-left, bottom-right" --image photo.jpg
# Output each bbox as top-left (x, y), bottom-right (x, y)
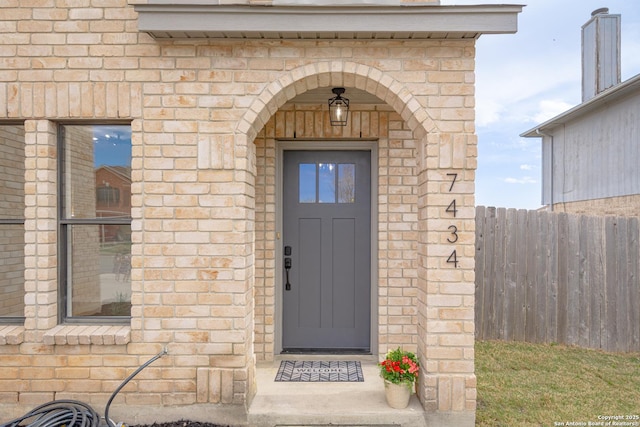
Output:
top-left (282, 150), bottom-right (371, 353)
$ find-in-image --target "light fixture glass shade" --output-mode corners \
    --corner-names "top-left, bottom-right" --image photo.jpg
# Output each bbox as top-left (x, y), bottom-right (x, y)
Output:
top-left (328, 87), bottom-right (349, 126)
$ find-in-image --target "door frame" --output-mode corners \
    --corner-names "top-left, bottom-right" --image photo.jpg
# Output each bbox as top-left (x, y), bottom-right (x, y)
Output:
top-left (274, 139), bottom-right (379, 355)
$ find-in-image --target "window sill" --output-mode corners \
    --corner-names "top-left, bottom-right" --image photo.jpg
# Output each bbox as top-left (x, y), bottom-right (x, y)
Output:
top-left (43, 325), bottom-right (131, 345)
top-left (0, 325), bottom-right (25, 345)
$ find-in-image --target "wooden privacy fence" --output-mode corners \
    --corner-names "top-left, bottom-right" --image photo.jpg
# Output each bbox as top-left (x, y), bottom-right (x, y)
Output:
top-left (475, 206), bottom-right (640, 352)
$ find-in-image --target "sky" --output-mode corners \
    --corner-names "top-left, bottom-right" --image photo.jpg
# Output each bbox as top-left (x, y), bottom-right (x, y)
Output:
top-left (443, 0), bottom-right (640, 210)
top-left (93, 124), bottom-right (132, 167)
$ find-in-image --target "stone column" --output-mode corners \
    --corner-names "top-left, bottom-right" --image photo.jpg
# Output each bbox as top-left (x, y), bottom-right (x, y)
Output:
top-left (415, 131), bottom-right (477, 426)
top-left (24, 120), bottom-right (58, 342)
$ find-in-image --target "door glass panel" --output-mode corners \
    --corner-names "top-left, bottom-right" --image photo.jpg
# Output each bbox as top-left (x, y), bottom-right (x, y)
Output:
top-left (318, 163), bottom-right (336, 203)
top-left (338, 163), bottom-right (355, 203)
top-left (299, 163), bottom-right (316, 203)
top-left (298, 162), bottom-right (356, 204)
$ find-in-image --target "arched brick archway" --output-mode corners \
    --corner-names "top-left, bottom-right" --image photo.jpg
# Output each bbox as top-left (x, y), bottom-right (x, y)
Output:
top-left (237, 60), bottom-right (438, 147)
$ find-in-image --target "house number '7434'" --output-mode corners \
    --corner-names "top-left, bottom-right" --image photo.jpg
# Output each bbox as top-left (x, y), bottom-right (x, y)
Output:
top-left (446, 173), bottom-right (459, 268)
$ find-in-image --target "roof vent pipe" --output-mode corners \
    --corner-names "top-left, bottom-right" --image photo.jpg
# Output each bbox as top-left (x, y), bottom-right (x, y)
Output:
top-left (581, 8), bottom-right (621, 102)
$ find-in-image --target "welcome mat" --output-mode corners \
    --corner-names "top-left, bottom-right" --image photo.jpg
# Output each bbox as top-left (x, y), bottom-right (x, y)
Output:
top-left (274, 360), bottom-right (364, 382)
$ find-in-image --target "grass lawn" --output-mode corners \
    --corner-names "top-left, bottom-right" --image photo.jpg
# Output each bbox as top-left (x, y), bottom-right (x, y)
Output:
top-left (475, 340), bottom-right (640, 426)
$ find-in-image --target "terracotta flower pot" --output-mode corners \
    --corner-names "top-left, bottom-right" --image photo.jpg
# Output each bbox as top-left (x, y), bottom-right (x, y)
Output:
top-left (384, 380), bottom-right (412, 409)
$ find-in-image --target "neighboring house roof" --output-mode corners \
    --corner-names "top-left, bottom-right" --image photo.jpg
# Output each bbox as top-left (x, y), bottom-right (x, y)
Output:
top-left (96, 165), bottom-right (132, 182)
top-left (134, 3), bottom-right (523, 40)
top-left (521, 72), bottom-right (640, 137)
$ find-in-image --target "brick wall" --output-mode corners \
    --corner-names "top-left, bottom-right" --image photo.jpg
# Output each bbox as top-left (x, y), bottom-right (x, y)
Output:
top-left (0, 0), bottom-right (477, 421)
top-left (550, 195), bottom-right (640, 217)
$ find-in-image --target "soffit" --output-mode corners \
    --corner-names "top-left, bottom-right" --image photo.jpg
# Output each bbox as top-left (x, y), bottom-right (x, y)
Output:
top-left (134, 4), bottom-right (523, 40)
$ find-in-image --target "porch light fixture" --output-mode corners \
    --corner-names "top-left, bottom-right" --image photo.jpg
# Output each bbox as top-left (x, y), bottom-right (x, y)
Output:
top-left (328, 87), bottom-right (349, 126)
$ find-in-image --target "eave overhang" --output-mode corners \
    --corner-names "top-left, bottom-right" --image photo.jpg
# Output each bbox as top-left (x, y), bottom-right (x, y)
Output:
top-left (133, 3), bottom-right (523, 40)
top-left (521, 73), bottom-right (640, 138)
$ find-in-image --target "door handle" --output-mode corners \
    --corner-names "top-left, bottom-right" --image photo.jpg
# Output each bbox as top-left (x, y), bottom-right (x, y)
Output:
top-left (284, 258), bottom-right (292, 291)
top-left (284, 246), bottom-right (292, 291)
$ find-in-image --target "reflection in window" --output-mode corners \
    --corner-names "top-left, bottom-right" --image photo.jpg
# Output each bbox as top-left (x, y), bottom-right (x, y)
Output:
top-left (299, 164), bottom-right (316, 203)
top-left (67, 224), bottom-right (132, 317)
top-left (318, 163), bottom-right (336, 203)
top-left (60, 124), bottom-right (132, 319)
top-left (0, 124), bottom-right (25, 322)
top-left (338, 164), bottom-right (355, 203)
top-left (97, 186), bottom-right (120, 206)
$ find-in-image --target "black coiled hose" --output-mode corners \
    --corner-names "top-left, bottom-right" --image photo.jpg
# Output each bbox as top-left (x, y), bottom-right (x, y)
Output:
top-left (0, 349), bottom-right (167, 427)
top-left (0, 400), bottom-right (100, 427)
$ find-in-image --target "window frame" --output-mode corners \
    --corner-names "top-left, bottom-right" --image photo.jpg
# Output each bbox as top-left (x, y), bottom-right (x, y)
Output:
top-left (0, 121), bottom-right (26, 325)
top-left (57, 123), bottom-right (132, 324)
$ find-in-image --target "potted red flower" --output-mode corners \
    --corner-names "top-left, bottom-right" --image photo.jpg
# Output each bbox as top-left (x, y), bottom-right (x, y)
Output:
top-left (379, 347), bottom-right (420, 408)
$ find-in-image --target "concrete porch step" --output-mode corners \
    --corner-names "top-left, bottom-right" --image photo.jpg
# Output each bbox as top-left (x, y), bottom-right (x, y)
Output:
top-left (248, 360), bottom-right (427, 427)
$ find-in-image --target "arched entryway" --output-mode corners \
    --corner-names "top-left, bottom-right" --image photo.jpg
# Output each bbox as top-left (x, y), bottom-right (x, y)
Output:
top-left (246, 75), bottom-right (427, 426)
top-left (239, 57), bottom-right (478, 422)
top-left (241, 62), bottom-right (436, 358)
